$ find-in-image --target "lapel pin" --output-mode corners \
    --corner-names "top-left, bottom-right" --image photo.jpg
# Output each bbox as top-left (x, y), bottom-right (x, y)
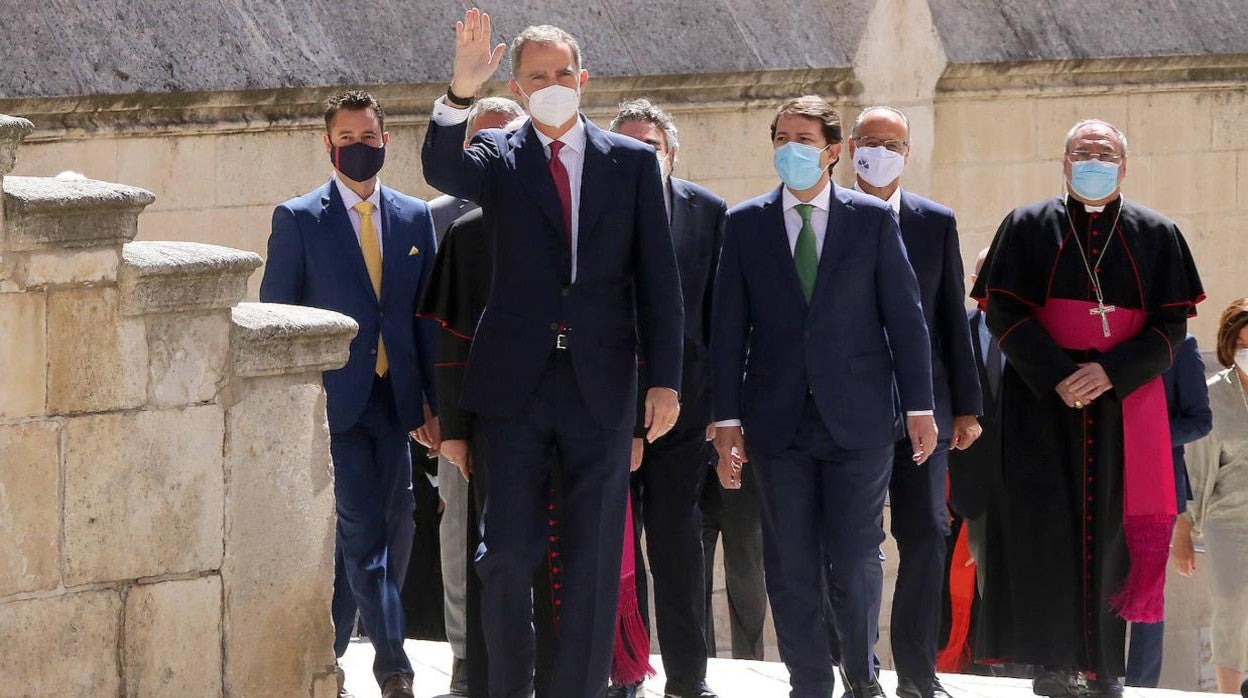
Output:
top-left (409, 246), bottom-right (420, 256)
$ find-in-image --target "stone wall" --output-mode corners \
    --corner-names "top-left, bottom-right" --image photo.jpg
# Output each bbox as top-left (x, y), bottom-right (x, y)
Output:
top-left (0, 116), bottom-right (356, 696)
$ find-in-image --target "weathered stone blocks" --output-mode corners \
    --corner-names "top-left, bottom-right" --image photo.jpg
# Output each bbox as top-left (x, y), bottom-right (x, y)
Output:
top-left (124, 576), bottom-right (224, 696)
top-left (224, 373), bottom-right (336, 695)
top-left (0, 290), bottom-right (47, 418)
top-left (231, 301), bottom-right (356, 377)
top-left (119, 240), bottom-right (260, 315)
top-left (46, 286), bottom-right (148, 415)
top-left (3, 175), bottom-right (153, 252)
top-left (0, 590), bottom-right (122, 695)
top-left (0, 420), bottom-right (60, 596)
top-left (147, 311), bottom-right (230, 408)
top-left (62, 405), bottom-right (225, 585)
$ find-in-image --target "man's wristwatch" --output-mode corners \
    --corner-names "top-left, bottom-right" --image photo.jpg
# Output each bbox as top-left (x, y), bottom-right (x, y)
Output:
top-left (446, 86), bottom-right (475, 107)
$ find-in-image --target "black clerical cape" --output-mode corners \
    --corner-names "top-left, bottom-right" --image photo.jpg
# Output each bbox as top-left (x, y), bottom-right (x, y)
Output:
top-left (969, 195), bottom-right (1202, 676)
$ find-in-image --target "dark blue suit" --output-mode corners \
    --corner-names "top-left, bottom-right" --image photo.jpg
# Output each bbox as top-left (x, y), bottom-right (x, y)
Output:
top-left (1126, 334), bottom-right (1211, 687)
top-left (422, 115), bottom-right (683, 698)
top-left (885, 191), bottom-right (982, 682)
top-left (711, 184), bottom-right (933, 696)
top-left (260, 179), bottom-right (438, 685)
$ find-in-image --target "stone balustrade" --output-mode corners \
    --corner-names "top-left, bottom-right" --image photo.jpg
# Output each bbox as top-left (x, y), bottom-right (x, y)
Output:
top-left (0, 114), bottom-right (354, 697)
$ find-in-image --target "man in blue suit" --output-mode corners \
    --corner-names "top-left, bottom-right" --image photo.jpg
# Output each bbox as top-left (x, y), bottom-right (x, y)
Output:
top-left (846, 106), bottom-right (983, 698)
top-left (260, 90), bottom-right (438, 698)
top-left (420, 10), bottom-right (683, 698)
top-left (711, 95), bottom-right (937, 698)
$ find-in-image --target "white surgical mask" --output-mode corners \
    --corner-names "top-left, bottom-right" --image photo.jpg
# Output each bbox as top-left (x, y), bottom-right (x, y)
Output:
top-left (521, 84), bottom-right (581, 128)
top-left (656, 152), bottom-right (670, 180)
top-left (853, 146), bottom-right (906, 188)
top-left (1235, 348), bottom-right (1248, 375)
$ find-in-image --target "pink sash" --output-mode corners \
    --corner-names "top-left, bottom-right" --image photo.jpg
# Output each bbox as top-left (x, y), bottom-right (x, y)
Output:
top-left (1035, 299), bottom-right (1175, 622)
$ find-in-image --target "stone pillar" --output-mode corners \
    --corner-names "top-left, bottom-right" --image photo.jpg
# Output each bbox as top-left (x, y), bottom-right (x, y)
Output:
top-left (0, 112), bottom-right (355, 697)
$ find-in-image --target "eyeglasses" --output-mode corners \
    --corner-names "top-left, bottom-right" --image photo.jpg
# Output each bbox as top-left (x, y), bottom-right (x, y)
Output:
top-left (1066, 150), bottom-right (1124, 163)
top-left (852, 136), bottom-right (908, 153)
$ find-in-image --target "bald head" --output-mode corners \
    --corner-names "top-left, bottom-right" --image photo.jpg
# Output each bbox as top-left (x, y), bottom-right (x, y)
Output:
top-left (852, 106), bottom-right (910, 140)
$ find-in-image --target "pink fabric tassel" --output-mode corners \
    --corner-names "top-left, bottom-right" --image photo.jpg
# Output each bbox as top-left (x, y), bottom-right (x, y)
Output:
top-left (611, 491), bottom-right (656, 686)
top-left (1108, 514), bottom-right (1173, 623)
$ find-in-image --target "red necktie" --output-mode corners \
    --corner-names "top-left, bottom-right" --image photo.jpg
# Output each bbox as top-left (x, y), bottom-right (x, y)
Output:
top-left (548, 140), bottom-right (572, 246)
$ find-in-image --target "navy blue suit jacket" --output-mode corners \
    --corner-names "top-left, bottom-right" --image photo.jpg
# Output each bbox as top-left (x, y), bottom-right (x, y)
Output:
top-left (711, 184), bottom-right (934, 455)
top-left (259, 180), bottom-right (438, 434)
top-left (1163, 334), bottom-right (1213, 510)
top-left (898, 191), bottom-right (982, 434)
top-left (421, 115), bottom-right (683, 430)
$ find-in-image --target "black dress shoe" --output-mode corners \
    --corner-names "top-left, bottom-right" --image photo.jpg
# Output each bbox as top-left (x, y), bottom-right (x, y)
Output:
top-left (665, 679), bottom-right (717, 697)
top-left (1032, 669), bottom-right (1079, 698)
top-left (449, 656), bottom-right (469, 696)
top-left (1082, 678), bottom-right (1123, 697)
top-left (608, 682), bottom-right (642, 698)
top-left (897, 674), bottom-right (952, 698)
top-left (380, 674), bottom-right (415, 698)
top-left (847, 678), bottom-right (886, 698)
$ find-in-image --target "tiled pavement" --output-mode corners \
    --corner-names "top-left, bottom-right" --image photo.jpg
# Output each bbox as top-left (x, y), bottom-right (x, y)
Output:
top-left (341, 639), bottom-right (1229, 697)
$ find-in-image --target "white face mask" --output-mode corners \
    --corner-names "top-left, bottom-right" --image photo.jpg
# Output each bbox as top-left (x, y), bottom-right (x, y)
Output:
top-left (656, 151), bottom-right (670, 180)
top-left (1235, 348), bottom-right (1248, 374)
top-left (853, 145), bottom-right (906, 188)
top-left (521, 84), bottom-right (581, 128)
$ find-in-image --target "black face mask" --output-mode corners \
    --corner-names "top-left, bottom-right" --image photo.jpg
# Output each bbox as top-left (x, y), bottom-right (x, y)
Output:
top-left (331, 141), bottom-right (386, 182)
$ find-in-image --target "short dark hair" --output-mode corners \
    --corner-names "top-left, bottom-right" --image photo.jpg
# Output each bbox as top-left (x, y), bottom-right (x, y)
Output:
top-left (1216, 298), bottom-right (1248, 368)
top-left (770, 95), bottom-right (842, 146)
top-left (324, 90), bottom-right (385, 133)
top-left (510, 25), bottom-right (582, 77)
top-left (610, 98), bottom-right (680, 156)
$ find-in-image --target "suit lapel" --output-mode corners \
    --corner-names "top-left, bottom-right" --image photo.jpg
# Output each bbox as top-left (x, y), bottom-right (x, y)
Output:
top-left (807, 184), bottom-right (849, 313)
top-left (578, 119), bottom-right (612, 240)
top-left (379, 187), bottom-right (403, 306)
top-left (320, 181), bottom-right (376, 302)
top-left (511, 122), bottom-right (567, 243)
top-left (760, 187), bottom-right (807, 309)
top-left (669, 177), bottom-right (693, 243)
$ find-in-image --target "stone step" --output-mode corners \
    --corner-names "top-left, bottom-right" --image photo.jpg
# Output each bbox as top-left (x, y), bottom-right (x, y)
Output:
top-left (120, 240), bottom-right (260, 315)
top-left (3, 175), bottom-right (154, 252)
top-left (230, 301), bottom-right (358, 378)
top-left (0, 114), bottom-right (33, 176)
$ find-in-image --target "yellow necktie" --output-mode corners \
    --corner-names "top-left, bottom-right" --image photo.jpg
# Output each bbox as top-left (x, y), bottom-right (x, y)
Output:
top-left (354, 201), bottom-right (388, 376)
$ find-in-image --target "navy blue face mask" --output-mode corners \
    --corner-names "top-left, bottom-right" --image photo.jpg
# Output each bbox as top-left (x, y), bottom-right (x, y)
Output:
top-left (331, 141), bottom-right (386, 182)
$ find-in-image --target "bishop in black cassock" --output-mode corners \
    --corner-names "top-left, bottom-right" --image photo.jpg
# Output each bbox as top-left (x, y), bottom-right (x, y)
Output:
top-left (969, 120), bottom-right (1203, 698)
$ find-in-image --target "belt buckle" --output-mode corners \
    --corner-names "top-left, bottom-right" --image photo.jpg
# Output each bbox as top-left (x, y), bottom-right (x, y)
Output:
top-left (555, 332), bottom-right (569, 350)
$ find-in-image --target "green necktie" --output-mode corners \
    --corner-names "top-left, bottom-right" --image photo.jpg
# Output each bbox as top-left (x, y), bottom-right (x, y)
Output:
top-left (793, 203), bottom-right (818, 302)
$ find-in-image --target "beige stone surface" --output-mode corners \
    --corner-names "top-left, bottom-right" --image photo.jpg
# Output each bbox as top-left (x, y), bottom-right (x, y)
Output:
top-left (0, 420), bottom-right (60, 597)
top-left (1126, 90), bottom-right (1215, 155)
top-left (62, 405), bottom-right (225, 585)
top-left (0, 589), bottom-right (122, 695)
top-left (124, 575), bottom-right (223, 697)
top-left (1210, 89), bottom-right (1248, 153)
top-left (223, 374), bottom-right (336, 696)
top-left (21, 247), bottom-right (120, 287)
top-left (1145, 152), bottom-right (1238, 215)
top-left (1032, 94), bottom-right (1130, 157)
top-left (0, 290), bottom-right (46, 418)
top-left (146, 310), bottom-right (230, 408)
top-left (3, 175), bottom-right (153, 252)
top-left (214, 130), bottom-right (328, 209)
top-left (932, 98), bottom-right (1037, 165)
top-left (119, 240), bottom-right (261, 316)
top-left (117, 135), bottom-right (218, 212)
top-left (231, 302), bottom-right (356, 377)
top-left (45, 286), bottom-right (148, 415)
top-left (8, 137), bottom-right (120, 182)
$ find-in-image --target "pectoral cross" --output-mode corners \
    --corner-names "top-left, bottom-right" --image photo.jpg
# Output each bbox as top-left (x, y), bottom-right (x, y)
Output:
top-left (1090, 300), bottom-right (1116, 337)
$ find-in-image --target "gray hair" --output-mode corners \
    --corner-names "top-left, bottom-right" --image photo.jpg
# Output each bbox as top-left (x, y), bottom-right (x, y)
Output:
top-left (510, 25), bottom-right (582, 77)
top-left (851, 105), bottom-right (910, 139)
top-left (466, 97), bottom-right (526, 133)
top-left (609, 98), bottom-right (681, 156)
top-left (1064, 119), bottom-right (1129, 156)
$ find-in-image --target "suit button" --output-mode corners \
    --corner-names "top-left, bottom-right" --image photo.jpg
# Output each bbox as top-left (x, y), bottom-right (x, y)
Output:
top-left (550, 322), bottom-right (560, 331)
top-left (561, 287), bottom-right (571, 297)
top-left (371, 349), bottom-right (377, 355)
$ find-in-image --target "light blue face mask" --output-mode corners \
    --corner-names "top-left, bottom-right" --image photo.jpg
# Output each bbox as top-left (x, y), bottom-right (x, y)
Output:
top-left (774, 142), bottom-right (829, 191)
top-left (1069, 160), bottom-right (1120, 201)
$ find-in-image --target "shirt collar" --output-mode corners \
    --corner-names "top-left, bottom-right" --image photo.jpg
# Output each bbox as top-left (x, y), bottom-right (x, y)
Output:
top-left (782, 180), bottom-right (833, 213)
top-left (1063, 193), bottom-right (1114, 213)
top-left (853, 182), bottom-right (902, 214)
top-left (333, 172), bottom-right (382, 211)
top-left (533, 117), bottom-right (587, 155)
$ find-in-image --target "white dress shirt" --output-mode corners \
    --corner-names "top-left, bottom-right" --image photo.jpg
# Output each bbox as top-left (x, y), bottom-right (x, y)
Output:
top-left (432, 97), bottom-right (587, 282)
top-left (714, 181), bottom-right (930, 430)
top-left (333, 172), bottom-right (384, 258)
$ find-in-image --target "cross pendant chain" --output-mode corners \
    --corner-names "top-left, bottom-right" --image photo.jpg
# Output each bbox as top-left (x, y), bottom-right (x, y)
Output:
top-left (1089, 298), bottom-right (1116, 337)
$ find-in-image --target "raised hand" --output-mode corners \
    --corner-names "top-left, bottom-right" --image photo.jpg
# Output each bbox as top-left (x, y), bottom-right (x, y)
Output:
top-left (451, 7), bottom-right (507, 100)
